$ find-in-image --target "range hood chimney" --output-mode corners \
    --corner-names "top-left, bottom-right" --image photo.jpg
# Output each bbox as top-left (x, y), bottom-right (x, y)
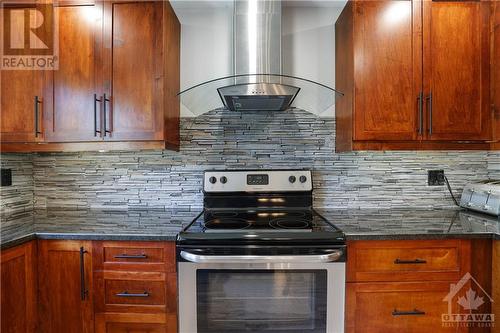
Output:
top-left (217, 0), bottom-right (300, 111)
top-left (176, 0), bottom-right (342, 116)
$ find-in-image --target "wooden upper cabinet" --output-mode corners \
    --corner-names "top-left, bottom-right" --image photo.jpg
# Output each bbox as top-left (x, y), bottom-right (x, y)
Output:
top-left (1, 5), bottom-right (44, 143)
top-left (38, 240), bottom-right (94, 333)
top-left (336, 0), bottom-right (494, 151)
top-left (493, 1), bottom-right (500, 147)
top-left (352, 0), bottom-right (421, 142)
top-left (423, 0), bottom-right (491, 141)
top-left (102, 1), bottom-right (165, 141)
top-left (43, 2), bottom-right (103, 142)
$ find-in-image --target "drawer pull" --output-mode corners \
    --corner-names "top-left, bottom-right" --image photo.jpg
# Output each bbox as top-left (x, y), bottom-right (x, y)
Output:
top-left (394, 258), bottom-right (427, 264)
top-left (116, 291), bottom-right (150, 297)
top-left (392, 309), bottom-right (426, 316)
top-left (114, 254), bottom-right (147, 259)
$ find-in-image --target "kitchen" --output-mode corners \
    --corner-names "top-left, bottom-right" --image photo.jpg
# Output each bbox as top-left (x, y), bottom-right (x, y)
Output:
top-left (0, 0), bottom-right (499, 332)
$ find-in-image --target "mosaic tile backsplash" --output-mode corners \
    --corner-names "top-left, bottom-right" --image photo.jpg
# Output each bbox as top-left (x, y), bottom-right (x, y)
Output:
top-left (1, 109), bottom-right (499, 212)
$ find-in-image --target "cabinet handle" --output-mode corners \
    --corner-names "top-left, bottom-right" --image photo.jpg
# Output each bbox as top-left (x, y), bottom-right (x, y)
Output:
top-left (103, 94), bottom-right (111, 136)
top-left (34, 96), bottom-right (43, 137)
top-left (392, 309), bottom-right (426, 316)
top-left (116, 291), bottom-right (150, 297)
top-left (79, 247), bottom-right (88, 301)
top-left (417, 91), bottom-right (423, 135)
top-left (426, 93), bottom-right (433, 135)
top-left (94, 94), bottom-right (102, 137)
top-left (394, 258), bottom-right (427, 264)
top-left (114, 254), bottom-right (147, 259)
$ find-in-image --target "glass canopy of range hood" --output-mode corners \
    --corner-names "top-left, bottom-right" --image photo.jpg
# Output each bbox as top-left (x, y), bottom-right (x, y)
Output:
top-left (177, 74), bottom-right (344, 116)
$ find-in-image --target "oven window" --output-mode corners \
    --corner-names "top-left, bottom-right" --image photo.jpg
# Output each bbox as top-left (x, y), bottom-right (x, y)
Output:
top-left (196, 269), bottom-right (327, 333)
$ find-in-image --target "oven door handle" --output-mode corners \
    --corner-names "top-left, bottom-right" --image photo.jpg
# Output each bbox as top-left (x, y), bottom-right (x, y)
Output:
top-left (180, 250), bottom-right (343, 264)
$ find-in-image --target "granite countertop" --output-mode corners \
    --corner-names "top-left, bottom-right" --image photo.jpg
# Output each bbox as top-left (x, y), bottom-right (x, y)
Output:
top-left (1, 208), bottom-right (499, 250)
top-left (1, 209), bottom-right (198, 250)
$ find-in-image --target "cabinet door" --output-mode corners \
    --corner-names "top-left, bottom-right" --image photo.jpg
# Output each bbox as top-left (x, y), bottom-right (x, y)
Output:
top-left (493, 1), bottom-right (500, 144)
top-left (38, 240), bottom-right (93, 333)
top-left (44, 2), bottom-right (103, 142)
top-left (353, 0), bottom-right (422, 141)
top-left (102, 1), bottom-right (164, 141)
top-left (423, 0), bottom-right (491, 141)
top-left (1, 241), bottom-right (37, 333)
top-left (0, 5), bottom-right (44, 143)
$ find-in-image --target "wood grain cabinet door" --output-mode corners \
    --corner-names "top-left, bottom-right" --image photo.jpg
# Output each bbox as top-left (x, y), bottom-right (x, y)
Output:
top-left (0, 5), bottom-right (44, 143)
top-left (0, 241), bottom-right (37, 333)
top-left (38, 240), bottom-right (94, 333)
top-left (43, 2), bottom-right (103, 142)
top-left (423, 0), bottom-right (491, 141)
top-left (101, 1), bottom-right (164, 141)
top-left (353, 0), bottom-right (423, 142)
top-left (493, 1), bottom-right (500, 145)
top-left (95, 313), bottom-right (175, 333)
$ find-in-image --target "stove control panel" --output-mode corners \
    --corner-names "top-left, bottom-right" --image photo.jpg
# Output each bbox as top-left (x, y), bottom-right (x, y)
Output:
top-left (204, 170), bottom-right (312, 193)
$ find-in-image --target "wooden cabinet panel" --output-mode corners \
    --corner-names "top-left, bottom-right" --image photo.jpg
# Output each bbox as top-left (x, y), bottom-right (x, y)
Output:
top-left (102, 1), bottom-right (164, 141)
top-left (347, 240), bottom-right (470, 282)
top-left (95, 313), bottom-right (176, 333)
top-left (1, 241), bottom-right (37, 333)
top-left (423, 0), bottom-right (491, 141)
top-left (0, 5), bottom-right (44, 143)
top-left (353, 0), bottom-right (421, 141)
top-left (93, 241), bottom-right (176, 272)
top-left (493, 1), bottom-right (500, 146)
top-left (44, 3), bottom-right (103, 142)
top-left (38, 240), bottom-right (94, 333)
top-left (346, 282), bottom-right (467, 333)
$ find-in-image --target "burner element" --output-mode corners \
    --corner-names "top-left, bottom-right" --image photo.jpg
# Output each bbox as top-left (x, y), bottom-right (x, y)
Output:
top-left (204, 218), bottom-right (251, 230)
top-left (270, 218), bottom-right (311, 230)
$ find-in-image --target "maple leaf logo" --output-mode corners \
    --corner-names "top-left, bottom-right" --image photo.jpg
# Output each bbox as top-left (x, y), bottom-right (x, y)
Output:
top-left (457, 288), bottom-right (485, 310)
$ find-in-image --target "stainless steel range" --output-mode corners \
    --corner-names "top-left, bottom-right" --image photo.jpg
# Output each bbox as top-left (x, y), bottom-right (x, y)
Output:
top-left (177, 170), bottom-right (346, 333)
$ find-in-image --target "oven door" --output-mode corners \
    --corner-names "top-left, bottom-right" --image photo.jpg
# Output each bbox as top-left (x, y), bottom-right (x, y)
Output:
top-left (177, 248), bottom-right (345, 333)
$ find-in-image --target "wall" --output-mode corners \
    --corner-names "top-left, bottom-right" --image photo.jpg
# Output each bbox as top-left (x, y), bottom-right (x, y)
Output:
top-left (488, 152), bottom-right (500, 179)
top-left (30, 109), bottom-right (490, 211)
top-left (0, 154), bottom-right (34, 213)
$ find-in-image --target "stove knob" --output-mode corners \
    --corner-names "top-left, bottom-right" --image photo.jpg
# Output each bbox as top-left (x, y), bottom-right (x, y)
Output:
top-left (209, 176), bottom-right (217, 184)
top-left (299, 175), bottom-right (307, 183)
top-left (220, 176), bottom-right (227, 184)
top-left (289, 176), bottom-right (296, 183)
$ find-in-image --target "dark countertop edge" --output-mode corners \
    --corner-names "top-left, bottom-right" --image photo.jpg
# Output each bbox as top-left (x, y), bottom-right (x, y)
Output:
top-left (1, 232), bottom-right (178, 250)
top-left (344, 233), bottom-right (498, 241)
top-left (2, 231), bottom-right (498, 250)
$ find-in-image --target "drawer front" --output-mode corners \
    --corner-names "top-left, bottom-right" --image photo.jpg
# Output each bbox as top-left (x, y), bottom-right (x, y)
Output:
top-left (346, 282), bottom-right (468, 333)
top-left (93, 241), bottom-right (176, 272)
top-left (347, 240), bottom-right (470, 282)
top-left (95, 313), bottom-right (176, 333)
top-left (104, 247), bottom-right (164, 264)
top-left (94, 271), bottom-right (176, 314)
top-left (105, 280), bottom-right (165, 306)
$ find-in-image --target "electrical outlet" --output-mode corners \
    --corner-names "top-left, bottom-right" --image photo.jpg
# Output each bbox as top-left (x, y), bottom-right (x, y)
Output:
top-left (428, 170), bottom-right (445, 186)
top-left (1, 168), bottom-right (12, 186)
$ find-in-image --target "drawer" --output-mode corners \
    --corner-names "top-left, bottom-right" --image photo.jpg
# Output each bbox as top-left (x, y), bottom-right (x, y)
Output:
top-left (105, 279), bottom-right (165, 306)
top-left (346, 282), bottom-right (468, 333)
top-left (347, 240), bottom-right (470, 282)
top-left (95, 313), bottom-right (176, 333)
top-left (94, 271), bottom-right (177, 314)
top-left (93, 241), bottom-right (176, 272)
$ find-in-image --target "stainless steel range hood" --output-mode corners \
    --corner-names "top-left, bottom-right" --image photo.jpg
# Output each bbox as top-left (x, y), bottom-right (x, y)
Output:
top-left (177, 0), bottom-right (343, 116)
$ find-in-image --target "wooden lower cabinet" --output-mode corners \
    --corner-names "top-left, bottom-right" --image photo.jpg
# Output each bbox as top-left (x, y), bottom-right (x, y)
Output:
top-left (346, 282), bottom-right (467, 333)
top-left (38, 240), bottom-right (94, 333)
top-left (0, 241), bottom-right (38, 333)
